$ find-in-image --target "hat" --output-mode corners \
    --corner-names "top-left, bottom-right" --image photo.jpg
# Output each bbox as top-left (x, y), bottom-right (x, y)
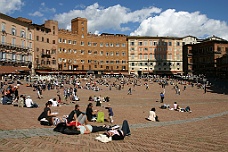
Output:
top-left (26, 96), bottom-right (31, 99)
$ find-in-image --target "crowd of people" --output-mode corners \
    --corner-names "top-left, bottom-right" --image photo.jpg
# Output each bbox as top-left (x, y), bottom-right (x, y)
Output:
top-left (1, 73), bottom-right (203, 143)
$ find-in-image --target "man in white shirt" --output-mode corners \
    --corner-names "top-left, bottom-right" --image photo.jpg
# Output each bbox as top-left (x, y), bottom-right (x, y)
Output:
top-left (49, 98), bottom-right (59, 107)
top-left (25, 96), bottom-right (38, 108)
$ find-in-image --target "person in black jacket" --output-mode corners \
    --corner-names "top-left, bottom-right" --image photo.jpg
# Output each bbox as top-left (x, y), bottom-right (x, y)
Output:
top-left (66, 104), bottom-right (87, 125)
top-left (86, 103), bottom-right (98, 122)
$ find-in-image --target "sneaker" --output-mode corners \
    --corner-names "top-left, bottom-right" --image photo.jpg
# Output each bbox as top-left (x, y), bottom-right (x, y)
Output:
top-left (125, 133), bottom-right (131, 136)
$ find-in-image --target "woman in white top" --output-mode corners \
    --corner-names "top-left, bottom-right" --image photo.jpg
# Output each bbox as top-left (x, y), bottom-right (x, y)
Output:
top-left (146, 108), bottom-right (158, 122)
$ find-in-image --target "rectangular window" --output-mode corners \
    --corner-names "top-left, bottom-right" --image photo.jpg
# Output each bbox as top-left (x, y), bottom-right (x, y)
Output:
top-left (12, 27), bottom-right (16, 35)
top-left (1, 23), bottom-right (6, 31)
top-left (29, 32), bottom-right (32, 40)
top-left (21, 40), bottom-right (25, 48)
top-left (1, 35), bottom-right (6, 44)
top-left (12, 38), bottom-right (16, 46)
top-left (144, 41), bottom-right (148, 46)
top-left (21, 30), bottom-right (25, 38)
top-left (130, 42), bottom-right (134, 46)
top-left (139, 42), bottom-right (143, 46)
top-left (59, 38), bottom-right (62, 43)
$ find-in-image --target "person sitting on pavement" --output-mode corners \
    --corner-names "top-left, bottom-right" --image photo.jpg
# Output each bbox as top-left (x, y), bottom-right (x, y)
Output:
top-left (25, 96), bottom-right (38, 108)
top-left (145, 107), bottom-right (159, 122)
top-left (43, 101), bottom-right (58, 125)
top-left (66, 104), bottom-right (87, 126)
top-left (49, 98), bottom-right (59, 107)
top-left (168, 102), bottom-right (179, 111)
top-left (86, 103), bottom-right (98, 122)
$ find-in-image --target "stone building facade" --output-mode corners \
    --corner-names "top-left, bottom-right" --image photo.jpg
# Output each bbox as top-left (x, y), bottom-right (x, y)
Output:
top-left (0, 13), bottom-right (33, 74)
top-left (127, 36), bottom-right (187, 76)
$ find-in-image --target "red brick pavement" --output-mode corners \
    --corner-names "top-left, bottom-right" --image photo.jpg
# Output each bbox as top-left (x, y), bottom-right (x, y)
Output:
top-left (0, 79), bottom-right (227, 151)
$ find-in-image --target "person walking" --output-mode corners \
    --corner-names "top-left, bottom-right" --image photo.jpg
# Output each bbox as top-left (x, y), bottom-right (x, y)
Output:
top-left (160, 89), bottom-right (165, 103)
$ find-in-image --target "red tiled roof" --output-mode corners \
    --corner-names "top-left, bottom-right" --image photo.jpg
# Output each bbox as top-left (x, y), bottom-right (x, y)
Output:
top-left (0, 66), bottom-right (30, 74)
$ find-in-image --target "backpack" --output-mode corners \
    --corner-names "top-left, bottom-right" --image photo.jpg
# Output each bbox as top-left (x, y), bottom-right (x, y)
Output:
top-left (96, 112), bottom-right (104, 123)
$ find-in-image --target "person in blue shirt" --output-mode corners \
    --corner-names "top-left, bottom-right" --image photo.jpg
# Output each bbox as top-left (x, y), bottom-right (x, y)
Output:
top-left (105, 104), bottom-right (114, 123)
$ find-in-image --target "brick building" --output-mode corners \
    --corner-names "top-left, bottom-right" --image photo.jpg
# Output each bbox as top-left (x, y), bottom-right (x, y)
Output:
top-left (216, 54), bottom-right (228, 78)
top-left (32, 20), bottom-right (58, 74)
top-left (57, 17), bottom-right (128, 75)
top-left (183, 35), bottom-right (228, 77)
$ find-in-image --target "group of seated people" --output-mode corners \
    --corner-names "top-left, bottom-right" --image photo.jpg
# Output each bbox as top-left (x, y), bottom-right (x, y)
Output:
top-left (88, 95), bottom-right (110, 102)
top-left (2, 92), bottom-right (39, 108)
top-left (38, 101), bottom-right (130, 142)
top-left (160, 102), bottom-right (192, 112)
top-left (145, 102), bottom-right (192, 122)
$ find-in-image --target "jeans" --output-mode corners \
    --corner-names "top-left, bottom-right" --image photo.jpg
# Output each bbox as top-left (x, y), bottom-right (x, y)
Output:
top-left (77, 114), bottom-right (87, 124)
top-left (121, 120), bottom-right (131, 136)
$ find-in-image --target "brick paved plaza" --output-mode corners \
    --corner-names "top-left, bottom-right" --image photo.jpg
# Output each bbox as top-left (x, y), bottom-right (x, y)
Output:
top-left (0, 78), bottom-right (227, 152)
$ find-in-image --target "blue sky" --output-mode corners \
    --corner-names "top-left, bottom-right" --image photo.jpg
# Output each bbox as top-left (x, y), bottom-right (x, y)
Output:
top-left (1, 0), bottom-right (228, 40)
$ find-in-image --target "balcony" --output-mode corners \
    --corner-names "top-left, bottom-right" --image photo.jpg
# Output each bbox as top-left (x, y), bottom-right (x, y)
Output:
top-left (0, 42), bottom-right (30, 52)
top-left (41, 54), bottom-right (51, 58)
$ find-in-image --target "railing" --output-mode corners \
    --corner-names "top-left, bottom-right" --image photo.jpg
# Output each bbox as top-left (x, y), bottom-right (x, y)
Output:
top-left (0, 58), bottom-right (31, 64)
top-left (0, 42), bottom-right (31, 51)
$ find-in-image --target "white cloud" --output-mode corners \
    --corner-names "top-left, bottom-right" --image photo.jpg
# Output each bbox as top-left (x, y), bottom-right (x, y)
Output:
top-left (29, 11), bottom-right (43, 17)
top-left (0, 0), bottom-right (24, 14)
top-left (130, 9), bottom-right (228, 40)
top-left (39, 4), bottom-right (56, 13)
top-left (52, 3), bottom-right (228, 40)
top-left (53, 3), bottom-right (161, 34)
